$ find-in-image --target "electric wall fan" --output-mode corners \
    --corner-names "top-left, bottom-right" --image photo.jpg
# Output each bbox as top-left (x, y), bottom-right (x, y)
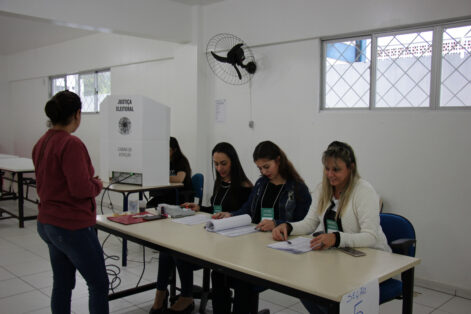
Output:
top-left (206, 33), bottom-right (257, 85)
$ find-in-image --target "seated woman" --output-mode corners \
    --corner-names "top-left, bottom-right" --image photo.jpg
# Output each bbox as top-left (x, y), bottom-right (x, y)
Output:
top-left (149, 142), bottom-right (252, 314)
top-left (272, 141), bottom-right (391, 314)
top-left (211, 140), bottom-right (312, 314)
top-left (147, 137), bottom-right (193, 207)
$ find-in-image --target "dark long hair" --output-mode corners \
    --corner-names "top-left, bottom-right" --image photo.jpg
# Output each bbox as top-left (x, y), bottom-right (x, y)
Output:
top-left (252, 141), bottom-right (304, 184)
top-left (170, 137), bottom-right (191, 175)
top-left (45, 90), bottom-right (81, 127)
top-left (212, 142), bottom-right (252, 195)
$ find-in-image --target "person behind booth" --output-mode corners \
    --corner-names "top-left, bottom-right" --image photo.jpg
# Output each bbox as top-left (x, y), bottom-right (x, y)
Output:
top-left (32, 91), bottom-right (109, 314)
top-left (147, 137), bottom-right (193, 207)
top-left (272, 141), bottom-right (391, 314)
top-left (211, 140), bottom-right (312, 314)
top-left (148, 142), bottom-right (252, 314)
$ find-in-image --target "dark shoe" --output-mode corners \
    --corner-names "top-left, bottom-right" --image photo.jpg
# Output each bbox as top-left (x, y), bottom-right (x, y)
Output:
top-left (149, 290), bottom-right (169, 314)
top-left (164, 301), bottom-right (195, 314)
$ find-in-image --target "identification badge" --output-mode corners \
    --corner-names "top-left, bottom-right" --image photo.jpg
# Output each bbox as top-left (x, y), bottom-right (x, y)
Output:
top-left (261, 207), bottom-right (274, 220)
top-left (213, 205), bottom-right (222, 214)
top-left (326, 219), bottom-right (339, 233)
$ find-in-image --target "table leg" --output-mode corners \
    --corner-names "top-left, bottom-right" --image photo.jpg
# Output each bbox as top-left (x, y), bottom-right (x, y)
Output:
top-left (401, 268), bottom-right (415, 314)
top-left (18, 172), bottom-right (24, 228)
top-left (122, 192), bottom-right (128, 267)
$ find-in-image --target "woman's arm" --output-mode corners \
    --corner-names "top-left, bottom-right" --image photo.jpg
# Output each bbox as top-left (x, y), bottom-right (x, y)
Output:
top-left (290, 184), bottom-right (321, 236)
top-left (170, 171), bottom-right (186, 183)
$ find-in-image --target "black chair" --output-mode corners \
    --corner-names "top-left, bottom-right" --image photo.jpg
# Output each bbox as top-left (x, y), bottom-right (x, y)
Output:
top-left (379, 213), bottom-right (417, 309)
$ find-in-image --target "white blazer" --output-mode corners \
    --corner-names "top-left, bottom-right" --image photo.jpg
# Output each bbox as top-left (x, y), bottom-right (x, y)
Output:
top-left (291, 178), bottom-right (391, 252)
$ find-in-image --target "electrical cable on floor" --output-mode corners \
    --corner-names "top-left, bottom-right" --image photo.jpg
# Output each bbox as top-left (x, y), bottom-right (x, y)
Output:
top-left (101, 232), bottom-right (160, 293)
top-left (101, 233), bottom-right (122, 292)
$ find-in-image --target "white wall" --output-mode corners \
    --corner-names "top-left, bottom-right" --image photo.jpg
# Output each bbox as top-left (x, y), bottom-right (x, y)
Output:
top-left (200, 0), bottom-right (471, 296)
top-left (3, 33), bottom-right (198, 172)
top-left (0, 55), bottom-right (14, 153)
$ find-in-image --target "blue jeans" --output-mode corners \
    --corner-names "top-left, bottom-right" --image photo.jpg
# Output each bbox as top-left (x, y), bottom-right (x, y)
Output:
top-left (156, 251), bottom-right (199, 297)
top-left (37, 221), bottom-right (109, 314)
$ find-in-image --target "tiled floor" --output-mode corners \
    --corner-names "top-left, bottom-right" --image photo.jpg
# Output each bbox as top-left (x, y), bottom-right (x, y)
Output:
top-left (0, 200), bottom-right (470, 313)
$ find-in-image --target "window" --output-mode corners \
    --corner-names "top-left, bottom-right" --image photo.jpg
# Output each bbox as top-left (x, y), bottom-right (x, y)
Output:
top-left (50, 70), bottom-right (111, 113)
top-left (322, 21), bottom-right (471, 109)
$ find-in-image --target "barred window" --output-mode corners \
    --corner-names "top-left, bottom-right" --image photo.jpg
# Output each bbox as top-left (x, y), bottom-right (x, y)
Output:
top-left (322, 21), bottom-right (471, 109)
top-left (50, 70), bottom-right (110, 113)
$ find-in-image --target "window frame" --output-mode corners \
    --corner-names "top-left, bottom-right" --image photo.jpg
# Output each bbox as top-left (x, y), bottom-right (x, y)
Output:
top-left (49, 68), bottom-right (110, 114)
top-left (320, 19), bottom-right (471, 111)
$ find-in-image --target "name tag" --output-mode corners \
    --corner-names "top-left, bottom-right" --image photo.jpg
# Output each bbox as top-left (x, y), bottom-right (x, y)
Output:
top-left (213, 205), bottom-right (222, 214)
top-left (326, 219), bottom-right (339, 233)
top-left (261, 207), bottom-right (274, 220)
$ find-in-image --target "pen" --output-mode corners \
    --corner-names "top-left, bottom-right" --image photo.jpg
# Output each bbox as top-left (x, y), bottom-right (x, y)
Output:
top-left (282, 233), bottom-right (291, 245)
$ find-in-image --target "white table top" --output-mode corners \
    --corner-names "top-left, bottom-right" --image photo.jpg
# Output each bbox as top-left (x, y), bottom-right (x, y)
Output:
top-left (105, 182), bottom-right (183, 193)
top-left (0, 154), bottom-right (18, 159)
top-left (0, 157), bottom-right (35, 172)
top-left (96, 213), bottom-right (420, 302)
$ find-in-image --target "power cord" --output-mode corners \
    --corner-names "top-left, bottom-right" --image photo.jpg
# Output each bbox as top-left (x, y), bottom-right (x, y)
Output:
top-left (99, 173), bottom-right (135, 214)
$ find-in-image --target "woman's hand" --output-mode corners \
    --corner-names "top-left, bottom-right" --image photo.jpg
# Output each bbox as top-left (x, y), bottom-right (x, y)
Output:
top-left (211, 212), bottom-right (231, 219)
top-left (256, 219), bottom-right (276, 232)
top-left (94, 176), bottom-right (103, 189)
top-left (310, 233), bottom-right (336, 250)
top-left (181, 202), bottom-right (199, 212)
top-left (272, 223), bottom-right (289, 241)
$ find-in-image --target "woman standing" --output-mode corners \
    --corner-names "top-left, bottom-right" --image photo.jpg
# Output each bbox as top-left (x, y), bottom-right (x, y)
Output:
top-left (272, 141), bottom-right (390, 313)
top-left (149, 142), bottom-right (252, 314)
top-left (211, 140), bottom-right (312, 314)
top-left (33, 91), bottom-right (109, 314)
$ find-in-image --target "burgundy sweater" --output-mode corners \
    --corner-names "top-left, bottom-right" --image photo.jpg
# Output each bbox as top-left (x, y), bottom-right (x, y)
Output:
top-left (32, 129), bottom-right (102, 230)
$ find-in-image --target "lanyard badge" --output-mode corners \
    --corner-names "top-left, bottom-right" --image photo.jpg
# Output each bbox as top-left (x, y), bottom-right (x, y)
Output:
top-left (213, 204), bottom-right (222, 213)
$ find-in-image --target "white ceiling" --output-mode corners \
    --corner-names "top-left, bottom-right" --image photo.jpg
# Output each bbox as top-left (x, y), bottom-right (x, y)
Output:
top-left (0, 13), bottom-right (96, 56)
top-left (0, 0), bottom-right (223, 56)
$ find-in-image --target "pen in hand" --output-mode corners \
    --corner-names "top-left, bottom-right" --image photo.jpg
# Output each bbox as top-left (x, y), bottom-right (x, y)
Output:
top-left (281, 233), bottom-right (291, 245)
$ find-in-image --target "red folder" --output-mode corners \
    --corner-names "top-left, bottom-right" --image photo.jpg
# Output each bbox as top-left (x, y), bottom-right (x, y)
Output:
top-left (107, 212), bottom-right (152, 225)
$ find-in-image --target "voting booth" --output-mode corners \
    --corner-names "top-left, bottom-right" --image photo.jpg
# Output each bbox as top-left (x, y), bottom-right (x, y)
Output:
top-left (100, 95), bottom-right (170, 186)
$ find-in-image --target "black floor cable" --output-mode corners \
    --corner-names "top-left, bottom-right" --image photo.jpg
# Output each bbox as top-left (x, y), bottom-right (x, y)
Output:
top-left (98, 176), bottom-right (159, 293)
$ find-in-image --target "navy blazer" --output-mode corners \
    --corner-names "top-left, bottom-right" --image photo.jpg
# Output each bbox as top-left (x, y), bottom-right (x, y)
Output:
top-left (231, 176), bottom-right (311, 225)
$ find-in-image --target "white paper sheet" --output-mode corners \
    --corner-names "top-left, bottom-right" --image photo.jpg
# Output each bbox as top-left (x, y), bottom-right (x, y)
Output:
top-left (173, 214), bottom-right (212, 225)
top-left (268, 237), bottom-right (314, 254)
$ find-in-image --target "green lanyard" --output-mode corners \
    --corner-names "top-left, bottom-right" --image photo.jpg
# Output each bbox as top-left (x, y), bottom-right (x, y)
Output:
top-left (260, 183), bottom-right (284, 220)
top-left (212, 185), bottom-right (230, 213)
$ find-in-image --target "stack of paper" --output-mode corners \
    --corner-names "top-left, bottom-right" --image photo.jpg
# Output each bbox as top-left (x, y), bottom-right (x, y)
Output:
top-left (205, 214), bottom-right (258, 237)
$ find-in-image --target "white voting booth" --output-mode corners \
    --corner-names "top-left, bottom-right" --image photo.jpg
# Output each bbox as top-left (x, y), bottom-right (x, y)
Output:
top-left (100, 95), bottom-right (170, 186)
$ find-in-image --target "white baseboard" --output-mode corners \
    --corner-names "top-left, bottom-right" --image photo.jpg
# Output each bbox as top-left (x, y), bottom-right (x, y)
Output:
top-left (415, 277), bottom-right (471, 300)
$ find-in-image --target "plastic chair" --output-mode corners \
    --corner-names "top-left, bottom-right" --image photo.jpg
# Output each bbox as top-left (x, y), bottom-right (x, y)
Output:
top-left (379, 213), bottom-right (417, 305)
top-left (191, 173), bottom-right (204, 207)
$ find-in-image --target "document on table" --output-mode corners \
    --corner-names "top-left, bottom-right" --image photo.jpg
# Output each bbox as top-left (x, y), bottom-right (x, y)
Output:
top-left (268, 237), bottom-right (314, 254)
top-left (173, 214), bottom-right (212, 225)
top-left (205, 214), bottom-right (258, 237)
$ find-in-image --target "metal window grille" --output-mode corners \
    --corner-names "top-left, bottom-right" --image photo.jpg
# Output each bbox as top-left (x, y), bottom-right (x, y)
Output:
top-left (375, 30), bottom-right (433, 108)
top-left (440, 25), bottom-right (471, 107)
top-left (323, 38), bottom-right (371, 109)
top-left (50, 70), bottom-right (110, 113)
top-left (321, 20), bottom-right (471, 110)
